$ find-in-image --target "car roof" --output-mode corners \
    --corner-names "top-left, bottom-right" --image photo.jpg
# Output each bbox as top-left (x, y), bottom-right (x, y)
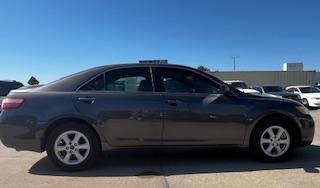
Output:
top-left (262, 85), bottom-right (282, 87)
top-left (37, 63), bottom-right (225, 92)
top-left (286, 85), bottom-right (312, 88)
top-left (92, 63), bottom-right (195, 69)
top-left (0, 80), bottom-right (19, 83)
top-left (223, 80), bottom-right (245, 83)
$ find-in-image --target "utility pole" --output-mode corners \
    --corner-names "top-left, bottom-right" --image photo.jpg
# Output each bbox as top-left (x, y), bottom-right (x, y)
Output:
top-left (232, 56), bottom-right (239, 72)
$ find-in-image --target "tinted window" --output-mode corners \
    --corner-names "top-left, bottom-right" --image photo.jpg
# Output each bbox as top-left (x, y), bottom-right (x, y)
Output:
top-left (287, 88), bottom-right (298, 93)
top-left (105, 67), bottom-right (153, 92)
top-left (79, 74), bottom-right (105, 91)
top-left (254, 87), bottom-right (263, 93)
top-left (263, 86), bottom-right (284, 93)
top-left (0, 82), bottom-right (23, 96)
top-left (229, 82), bottom-right (248, 89)
top-left (153, 67), bottom-right (219, 94)
top-left (299, 87), bottom-right (320, 93)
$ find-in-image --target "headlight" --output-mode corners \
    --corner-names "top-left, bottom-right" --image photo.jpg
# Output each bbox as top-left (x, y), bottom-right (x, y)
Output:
top-left (296, 106), bottom-right (310, 115)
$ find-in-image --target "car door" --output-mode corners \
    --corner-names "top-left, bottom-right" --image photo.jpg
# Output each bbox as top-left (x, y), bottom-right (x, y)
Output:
top-left (152, 67), bottom-right (248, 145)
top-left (73, 67), bottom-right (163, 146)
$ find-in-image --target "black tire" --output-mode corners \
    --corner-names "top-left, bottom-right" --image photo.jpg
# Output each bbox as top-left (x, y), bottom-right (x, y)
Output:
top-left (302, 98), bottom-right (309, 107)
top-left (46, 122), bottom-right (100, 171)
top-left (250, 117), bottom-right (295, 162)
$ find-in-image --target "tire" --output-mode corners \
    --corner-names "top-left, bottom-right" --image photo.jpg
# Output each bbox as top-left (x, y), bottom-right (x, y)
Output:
top-left (46, 122), bottom-right (100, 171)
top-left (302, 98), bottom-right (309, 107)
top-left (250, 117), bottom-right (295, 162)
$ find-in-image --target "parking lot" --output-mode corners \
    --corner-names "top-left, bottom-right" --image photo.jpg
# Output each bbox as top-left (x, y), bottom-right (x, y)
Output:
top-left (0, 109), bottom-right (319, 188)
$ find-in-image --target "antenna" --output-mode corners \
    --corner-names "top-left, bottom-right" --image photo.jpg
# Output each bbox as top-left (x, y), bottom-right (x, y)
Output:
top-left (232, 56), bottom-right (239, 72)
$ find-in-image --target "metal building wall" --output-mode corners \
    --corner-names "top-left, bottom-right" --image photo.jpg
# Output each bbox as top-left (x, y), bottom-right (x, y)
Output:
top-left (210, 71), bottom-right (316, 87)
top-left (316, 72), bottom-right (320, 84)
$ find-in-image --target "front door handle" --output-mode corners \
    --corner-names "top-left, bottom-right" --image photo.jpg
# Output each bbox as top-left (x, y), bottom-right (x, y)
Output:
top-left (78, 96), bottom-right (95, 104)
top-left (165, 99), bottom-right (178, 106)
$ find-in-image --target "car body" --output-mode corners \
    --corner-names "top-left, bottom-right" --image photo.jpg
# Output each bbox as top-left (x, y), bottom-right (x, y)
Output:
top-left (0, 64), bottom-right (314, 170)
top-left (0, 80), bottom-right (24, 109)
top-left (286, 85), bottom-right (320, 107)
top-left (253, 86), bottom-right (301, 103)
top-left (224, 80), bottom-right (260, 94)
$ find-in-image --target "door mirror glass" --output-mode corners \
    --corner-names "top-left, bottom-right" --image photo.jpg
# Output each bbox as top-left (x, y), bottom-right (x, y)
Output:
top-left (220, 84), bottom-right (230, 94)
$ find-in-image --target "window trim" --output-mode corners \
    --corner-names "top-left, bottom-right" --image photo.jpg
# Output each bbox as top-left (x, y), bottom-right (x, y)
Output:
top-left (75, 65), bottom-right (238, 96)
top-left (76, 66), bottom-right (155, 93)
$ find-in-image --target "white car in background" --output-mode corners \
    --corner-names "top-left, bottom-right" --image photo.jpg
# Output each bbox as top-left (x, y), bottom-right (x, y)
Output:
top-left (286, 85), bottom-right (320, 107)
top-left (224, 80), bottom-right (260, 94)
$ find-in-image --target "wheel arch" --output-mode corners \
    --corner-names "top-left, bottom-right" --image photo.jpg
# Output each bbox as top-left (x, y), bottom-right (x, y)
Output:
top-left (41, 117), bottom-right (103, 152)
top-left (248, 113), bottom-right (302, 148)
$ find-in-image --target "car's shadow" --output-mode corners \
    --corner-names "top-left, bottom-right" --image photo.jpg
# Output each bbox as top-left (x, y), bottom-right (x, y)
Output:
top-left (29, 145), bottom-right (320, 177)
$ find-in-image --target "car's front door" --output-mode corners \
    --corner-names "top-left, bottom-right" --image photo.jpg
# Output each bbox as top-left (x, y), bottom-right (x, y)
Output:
top-left (152, 67), bottom-right (247, 145)
top-left (74, 67), bottom-right (163, 146)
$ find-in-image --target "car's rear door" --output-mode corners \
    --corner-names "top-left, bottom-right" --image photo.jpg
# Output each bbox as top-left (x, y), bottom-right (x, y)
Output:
top-left (152, 67), bottom-right (247, 145)
top-left (73, 66), bottom-right (163, 146)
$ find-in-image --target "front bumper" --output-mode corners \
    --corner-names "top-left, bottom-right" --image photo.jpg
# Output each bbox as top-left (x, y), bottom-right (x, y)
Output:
top-left (0, 112), bottom-right (46, 152)
top-left (308, 99), bottom-right (320, 107)
top-left (296, 115), bottom-right (315, 146)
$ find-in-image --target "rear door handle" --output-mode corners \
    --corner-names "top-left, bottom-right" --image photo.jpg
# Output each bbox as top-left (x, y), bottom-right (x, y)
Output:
top-left (165, 99), bottom-right (178, 106)
top-left (78, 96), bottom-right (95, 104)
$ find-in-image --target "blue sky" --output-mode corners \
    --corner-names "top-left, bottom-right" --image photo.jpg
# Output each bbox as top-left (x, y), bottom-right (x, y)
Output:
top-left (0, 0), bottom-right (320, 84)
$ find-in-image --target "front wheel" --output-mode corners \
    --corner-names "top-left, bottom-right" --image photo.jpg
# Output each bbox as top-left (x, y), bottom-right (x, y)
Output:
top-left (302, 98), bottom-right (309, 107)
top-left (251, 118), bottom-right (295, 161)
top-left (46, 123), bottom-right (100, 171)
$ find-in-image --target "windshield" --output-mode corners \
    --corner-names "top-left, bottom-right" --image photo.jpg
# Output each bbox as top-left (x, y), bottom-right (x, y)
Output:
top-left (299, 87), bottom-right (320, 93)
top-left (229, 82), bottom-right (248, 89)
top-left (263, 86), bottom-right (284, 93)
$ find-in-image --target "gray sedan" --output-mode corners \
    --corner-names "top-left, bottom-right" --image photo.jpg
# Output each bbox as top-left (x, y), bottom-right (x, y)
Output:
top-left (0, 63), bottom-right (315, 170)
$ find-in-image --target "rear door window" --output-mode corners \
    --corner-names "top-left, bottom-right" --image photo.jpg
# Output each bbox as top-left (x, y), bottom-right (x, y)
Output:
top-left (79, 67), bottom-right (153, 92)
top-left (105, 67), bottom-right (153, 92)
top-left (79, 74), bottom-right (105, 91)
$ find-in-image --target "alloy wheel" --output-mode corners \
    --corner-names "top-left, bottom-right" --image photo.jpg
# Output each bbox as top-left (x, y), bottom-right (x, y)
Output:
top-left (54, 130), bottom-right (91, 165)
top-left (260, 126), bottom-right (290, 157)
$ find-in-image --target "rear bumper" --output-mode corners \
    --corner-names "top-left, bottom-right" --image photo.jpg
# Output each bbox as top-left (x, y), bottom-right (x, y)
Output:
top-left (0, 112), bottom-right (46, 152)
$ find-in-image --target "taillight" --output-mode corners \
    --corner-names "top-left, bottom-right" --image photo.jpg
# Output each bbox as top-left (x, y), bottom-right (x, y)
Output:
top-left (1, 98), bottom-right (25, 110)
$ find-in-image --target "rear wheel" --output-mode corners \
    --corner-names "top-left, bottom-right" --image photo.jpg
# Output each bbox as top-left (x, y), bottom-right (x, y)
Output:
top-left (46, 122), bottom-right (100, 171)
top-left (251, 117), bottom-right (295, 161)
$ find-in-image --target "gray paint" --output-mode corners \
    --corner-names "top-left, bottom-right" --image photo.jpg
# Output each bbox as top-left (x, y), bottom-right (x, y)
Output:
top-left (210, 71), bottom-right (317, 87)
top-left (0, 64), bottom-right (315, 153)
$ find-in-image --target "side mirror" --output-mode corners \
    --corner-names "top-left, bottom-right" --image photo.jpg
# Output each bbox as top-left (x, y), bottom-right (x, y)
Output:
top-left (294, 91), bottom-right (299, 94)
top-left (220, 84), bottom-right (230, 94)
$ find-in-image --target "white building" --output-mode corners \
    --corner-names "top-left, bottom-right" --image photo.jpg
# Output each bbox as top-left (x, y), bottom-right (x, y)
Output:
top-left (283, 62), bottom-right (304, 71)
